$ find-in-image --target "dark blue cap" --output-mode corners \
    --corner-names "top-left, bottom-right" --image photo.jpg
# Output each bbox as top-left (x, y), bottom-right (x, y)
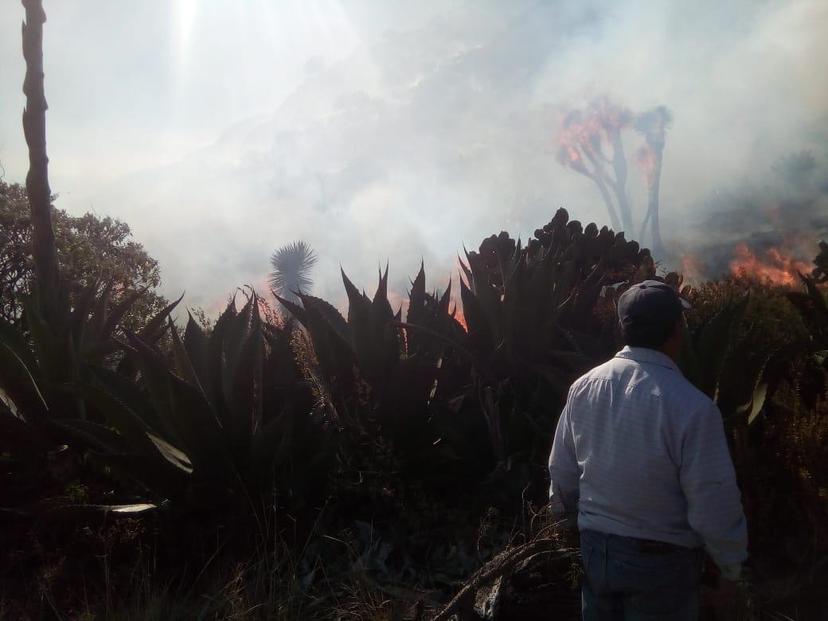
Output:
top-left (617, 280), bottom-right (689, 330)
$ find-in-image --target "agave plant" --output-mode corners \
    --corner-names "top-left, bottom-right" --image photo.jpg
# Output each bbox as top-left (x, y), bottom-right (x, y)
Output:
top-left (450, 209), bottom-right (655, 496)
top-left (0, 282), bottom-right (181, 514)
top-left (275, 265), bottom-right (491, 490)
top-left (80, 291), bottom-right (331, 511)
top-left (0, 1), bottom-right (187, 518)
top-left (785, 267), bottom-right (828, 407)
top-left (679, 293), bottom-right (769, 419)
top-left (679, 278), bottom-right (823, 428)
top-left (272, 210), bottom-right (660, 504)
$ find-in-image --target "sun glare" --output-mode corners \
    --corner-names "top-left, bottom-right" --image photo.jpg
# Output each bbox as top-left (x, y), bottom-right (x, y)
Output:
top-left (173, 0), bottom-right (197, 78)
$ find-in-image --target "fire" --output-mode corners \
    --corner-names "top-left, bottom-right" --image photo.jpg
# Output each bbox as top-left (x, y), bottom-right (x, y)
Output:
top-left (453, 306), bottom-right (468, 332)
top-left (556, 102), bottom-right (630, 170)
top-left (635, 145), bottom-right (657, 187)
top-left (555, 101), bottom-right (667, 169)
top-left (561, 144), bottom-right (582, 165)
top-left (557, 114), bottom-right (600, 172)
top-left (729, 243), bottom-right (811, 286)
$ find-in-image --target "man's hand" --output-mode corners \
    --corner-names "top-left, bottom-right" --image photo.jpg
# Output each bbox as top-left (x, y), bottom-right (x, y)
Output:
top-left (706, 577), bottom-right (739, 608)
top-left (701, 557), bottom-right (747, 611)
top-left (702, 574), bottom-right (750, 618)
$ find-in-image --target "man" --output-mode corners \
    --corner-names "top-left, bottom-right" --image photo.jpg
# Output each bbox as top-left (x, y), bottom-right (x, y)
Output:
top-left (548, 280), bottom-right (747, 620)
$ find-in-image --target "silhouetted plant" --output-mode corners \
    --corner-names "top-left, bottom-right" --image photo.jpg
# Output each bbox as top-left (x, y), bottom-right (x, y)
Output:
top-left (269, 241), bottom-right (317, 304)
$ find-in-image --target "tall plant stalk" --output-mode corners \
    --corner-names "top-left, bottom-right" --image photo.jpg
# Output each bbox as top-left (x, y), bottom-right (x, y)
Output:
top-left (21, 0), bottom-right (59, 317)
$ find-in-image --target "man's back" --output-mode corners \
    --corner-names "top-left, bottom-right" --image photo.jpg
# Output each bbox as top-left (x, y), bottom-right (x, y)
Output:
top-left (552, 282), bottom-right (748, 618)
top-left (549, 346), bottom-right (747, 566)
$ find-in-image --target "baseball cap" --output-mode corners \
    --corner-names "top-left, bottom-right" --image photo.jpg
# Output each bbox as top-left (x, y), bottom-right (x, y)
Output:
top-left (617, 280), bottom-right (690, 330)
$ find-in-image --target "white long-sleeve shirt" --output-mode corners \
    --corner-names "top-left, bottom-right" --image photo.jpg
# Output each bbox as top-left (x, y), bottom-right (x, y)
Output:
top-left (548, 346), bottom-right (748, 578)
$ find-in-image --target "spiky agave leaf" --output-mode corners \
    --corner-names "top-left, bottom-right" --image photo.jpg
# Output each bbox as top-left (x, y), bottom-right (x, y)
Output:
top-left (269, 241), bottom-right (317, 303)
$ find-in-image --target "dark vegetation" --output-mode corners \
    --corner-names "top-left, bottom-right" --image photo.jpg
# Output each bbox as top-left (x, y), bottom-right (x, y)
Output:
top-left (2, 177), bottom-right (827, 618)
top-left (2, 3), bottom-right (827, 618)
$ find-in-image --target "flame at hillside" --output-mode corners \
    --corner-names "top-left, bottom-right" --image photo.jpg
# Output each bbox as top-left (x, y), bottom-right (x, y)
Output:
top-left (729, 243), bottom-right (812, 287)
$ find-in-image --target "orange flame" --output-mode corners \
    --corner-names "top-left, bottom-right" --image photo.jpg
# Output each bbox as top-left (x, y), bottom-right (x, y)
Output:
top-left (561, 144), bottom-right (582, 165)
top-left (557, 100), bottom-right (632, 163)
top-left (453, 306), bottom-right (468, 332)
top-left (556, 107), bottom-right (616, 176)
top-left (729, 243), bottom-right (811, 286)
top-left (558, 121), bottom-right (594, 172)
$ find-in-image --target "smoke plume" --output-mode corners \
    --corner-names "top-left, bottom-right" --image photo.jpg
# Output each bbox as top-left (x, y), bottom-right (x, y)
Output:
top-left (1, 0), bottom-right (826, 308)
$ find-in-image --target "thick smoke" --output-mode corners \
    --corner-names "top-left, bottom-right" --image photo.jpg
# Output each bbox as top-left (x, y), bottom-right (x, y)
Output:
top-left (1, 1), bottom-right (826, 310)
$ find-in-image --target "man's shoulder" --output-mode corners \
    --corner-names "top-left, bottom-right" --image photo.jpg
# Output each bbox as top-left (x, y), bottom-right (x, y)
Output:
top-left (661, 372), bottom-right (715, 413)
top-left (572, 355), bottom-right (714, 413)
top-left (568, 357), bottom-right (624, 393)
top-left (575, 355), bottom-right (635, 382)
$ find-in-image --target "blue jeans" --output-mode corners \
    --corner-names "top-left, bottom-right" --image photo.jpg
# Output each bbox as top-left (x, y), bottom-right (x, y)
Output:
top-left (580, 529), bottom-right (704, 620)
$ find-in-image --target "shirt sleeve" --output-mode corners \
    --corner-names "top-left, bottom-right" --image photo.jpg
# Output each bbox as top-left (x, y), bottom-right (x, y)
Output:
top-left (679, 401), bottom-right (748, 573)
top-left (548, 394), bottom-right (580, 518)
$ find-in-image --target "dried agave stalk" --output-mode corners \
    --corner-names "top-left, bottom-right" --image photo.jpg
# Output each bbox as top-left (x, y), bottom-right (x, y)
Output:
top-left (290, 326), bottom-right (338, 421)
top-left (431, 538), bottom-right (577, 621)
top-left (21, 0), bottom-right (59, 316)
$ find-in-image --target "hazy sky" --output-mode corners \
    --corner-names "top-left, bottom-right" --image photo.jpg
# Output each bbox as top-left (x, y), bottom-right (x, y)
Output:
top-left (1, 1), bottom-right (827, 312)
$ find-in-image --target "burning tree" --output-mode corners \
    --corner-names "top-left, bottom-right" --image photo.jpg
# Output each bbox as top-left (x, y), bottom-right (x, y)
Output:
top-left (634, 106), bottom-right (671, 258)
top-left (557, 98), bottom-right (671, 257)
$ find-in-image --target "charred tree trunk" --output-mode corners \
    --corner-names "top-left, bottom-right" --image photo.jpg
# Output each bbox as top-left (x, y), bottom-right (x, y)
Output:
top-left (608, 129), bottom-right (634, 234)
top-left (633, 106), bottom-right (671, 258)
top-left (592, 171), bottom-right (621, 233)
top-left (648, 143), bottom-right (665, 257)
top-left (21, 0), bottom-right (59, 317)
top-left (581, 149), bottom-right (622, 232)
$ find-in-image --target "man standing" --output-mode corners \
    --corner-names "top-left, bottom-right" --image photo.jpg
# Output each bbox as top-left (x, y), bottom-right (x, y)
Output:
top-left (548, 280), bottom-right (747, 619)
